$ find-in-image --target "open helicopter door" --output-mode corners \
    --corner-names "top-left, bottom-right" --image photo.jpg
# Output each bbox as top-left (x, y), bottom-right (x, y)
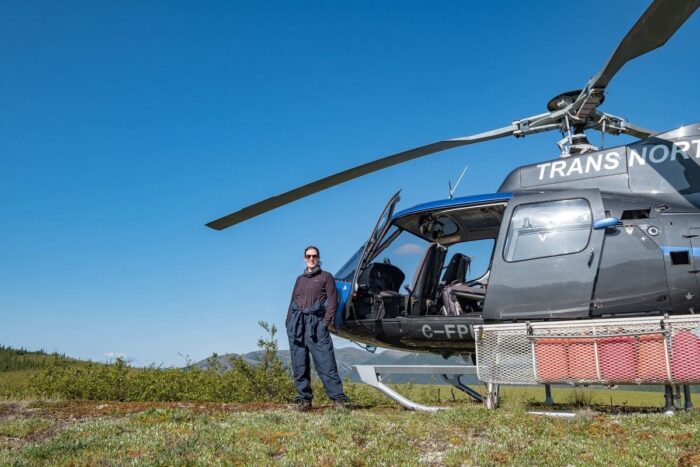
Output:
top-left (344, 191), bottom-right (402, 321)
top-left (483, 189), bottom-right (606, 322)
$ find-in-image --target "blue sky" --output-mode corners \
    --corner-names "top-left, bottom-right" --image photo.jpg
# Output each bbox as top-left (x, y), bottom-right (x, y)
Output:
top-left (2, 1), bottom-right (699, 366)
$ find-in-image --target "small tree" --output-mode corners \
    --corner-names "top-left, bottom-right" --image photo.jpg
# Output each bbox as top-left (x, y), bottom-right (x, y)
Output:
top-left (229, 321), bottom-right (294, 402)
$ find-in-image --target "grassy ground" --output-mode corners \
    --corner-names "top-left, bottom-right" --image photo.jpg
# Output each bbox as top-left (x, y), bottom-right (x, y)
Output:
top-left (2, 345), bottom-right (699, 464)
top-left (2, 387), bottom-right (700, 466)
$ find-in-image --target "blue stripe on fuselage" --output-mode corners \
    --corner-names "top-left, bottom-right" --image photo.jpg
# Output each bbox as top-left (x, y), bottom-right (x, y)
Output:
top-left (334, 280), bottom-right (352, 327)
top-left (661, 246), bottom-right (700, 256)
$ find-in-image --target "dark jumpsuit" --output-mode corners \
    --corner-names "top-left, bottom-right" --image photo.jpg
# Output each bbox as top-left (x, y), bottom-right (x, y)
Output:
top-left (286, 267), bottom-right (347, 402)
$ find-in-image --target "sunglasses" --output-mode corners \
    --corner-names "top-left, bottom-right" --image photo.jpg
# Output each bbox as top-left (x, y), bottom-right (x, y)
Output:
top-left (305, 254), bottom-right (319, 259)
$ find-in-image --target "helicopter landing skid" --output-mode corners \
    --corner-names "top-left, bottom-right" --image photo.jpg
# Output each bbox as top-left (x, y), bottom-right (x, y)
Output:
top-left (353, 365), bottom-right (479, 412)
top-left (354, 365), bottom-right (574, 414)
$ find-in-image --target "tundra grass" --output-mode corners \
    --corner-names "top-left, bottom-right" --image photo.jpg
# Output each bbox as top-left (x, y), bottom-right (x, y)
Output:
top-left (1, 400), bottom-right (699, 466)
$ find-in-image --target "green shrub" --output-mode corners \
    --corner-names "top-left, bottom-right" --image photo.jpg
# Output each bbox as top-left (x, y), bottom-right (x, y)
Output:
top-left (27, 322), bottom-right (295, 403)
top-left (566, 388), bottom-right (595, 408)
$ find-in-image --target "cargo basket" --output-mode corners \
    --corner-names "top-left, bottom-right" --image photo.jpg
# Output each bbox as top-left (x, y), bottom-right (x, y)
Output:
top-left (475, 315), bottom-right (700, 385)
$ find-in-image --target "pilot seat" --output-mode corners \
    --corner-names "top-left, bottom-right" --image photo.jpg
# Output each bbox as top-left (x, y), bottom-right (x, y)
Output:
top-left (357, 262), bottom-right (405, 318)
top-left (439, 253), bottom-right (486, 315)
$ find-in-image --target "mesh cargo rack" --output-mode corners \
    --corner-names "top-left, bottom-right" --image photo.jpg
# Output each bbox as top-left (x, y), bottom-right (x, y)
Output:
top-left (475, 315), bottom-right (700, 386)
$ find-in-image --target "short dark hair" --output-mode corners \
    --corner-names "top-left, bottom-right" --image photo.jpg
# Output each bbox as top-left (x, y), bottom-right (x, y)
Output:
top-left (304, 245), bottom-right (320, 258)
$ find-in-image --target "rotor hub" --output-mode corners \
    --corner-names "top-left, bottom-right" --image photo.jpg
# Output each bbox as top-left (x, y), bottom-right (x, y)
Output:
top-left (546, 90), bottom-right (606, 112)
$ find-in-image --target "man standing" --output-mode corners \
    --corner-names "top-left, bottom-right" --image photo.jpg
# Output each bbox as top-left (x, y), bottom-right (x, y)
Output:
top-left (286, 245), bottom-right (350, 411)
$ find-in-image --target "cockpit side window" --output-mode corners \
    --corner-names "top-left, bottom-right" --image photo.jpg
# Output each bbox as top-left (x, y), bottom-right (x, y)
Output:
top-left (503, 198), bottom-right (592, 262)
top-left (443, 239), bottom-right (495, 282)
top-left (370, 226), bottom-right (401, 262)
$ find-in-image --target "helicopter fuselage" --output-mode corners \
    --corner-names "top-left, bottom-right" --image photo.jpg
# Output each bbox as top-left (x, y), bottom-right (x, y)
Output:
top-left (331, 123), bottom-right (700, 355)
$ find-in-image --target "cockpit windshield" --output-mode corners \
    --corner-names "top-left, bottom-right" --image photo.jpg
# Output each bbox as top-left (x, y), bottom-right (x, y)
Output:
top-left (335, 245), bottom-right (364, 282)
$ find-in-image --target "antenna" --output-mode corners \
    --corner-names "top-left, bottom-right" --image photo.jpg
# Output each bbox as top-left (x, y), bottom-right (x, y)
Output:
top-left (448, 165), bottom-right (469, 199)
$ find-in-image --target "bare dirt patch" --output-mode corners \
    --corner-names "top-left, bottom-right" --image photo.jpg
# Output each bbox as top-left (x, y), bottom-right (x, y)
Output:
top-left (21, 400), bottom-right (290, 420)
top-left (0, 402), bottom-right (19, 419)
top-left (416, 439), bottom-right (451, 465)
top-left (0, 401), bottom-right (28, 421)
top-left (679, 449), bottom-right (700, 467)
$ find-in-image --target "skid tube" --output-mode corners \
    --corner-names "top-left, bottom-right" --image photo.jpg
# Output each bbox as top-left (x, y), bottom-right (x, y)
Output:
top-left (354, 365), bottom-right (567, 415)
top-left (353, 365), bottom-right (480, 412)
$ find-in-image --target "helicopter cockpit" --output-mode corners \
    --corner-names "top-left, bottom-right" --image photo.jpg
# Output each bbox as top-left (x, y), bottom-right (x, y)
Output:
top-left (335, 193), bottom-right (508, 333)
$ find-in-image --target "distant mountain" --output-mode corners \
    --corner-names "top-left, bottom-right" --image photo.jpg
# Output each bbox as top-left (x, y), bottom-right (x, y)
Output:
top-left (194, 347), bottom-right (477, 383)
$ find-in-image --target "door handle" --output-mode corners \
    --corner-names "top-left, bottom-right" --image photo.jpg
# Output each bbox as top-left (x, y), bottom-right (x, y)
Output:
top-left (587, 249), bottom-right (595, 267)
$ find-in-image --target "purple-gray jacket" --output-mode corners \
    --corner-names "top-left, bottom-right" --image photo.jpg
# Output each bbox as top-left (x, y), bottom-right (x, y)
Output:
top-left (286, 267), bottom-right (338, 326)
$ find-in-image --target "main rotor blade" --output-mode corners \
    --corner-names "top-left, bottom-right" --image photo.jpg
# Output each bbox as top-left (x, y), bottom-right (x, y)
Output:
top-left (589, 111), bottom-right (655, 139)
top-left (206, 124), bottom-right (521, 230)
top-left (589, 0), bottom-right (700, 92)
top-left (620, 121), bottom-right (655, 139)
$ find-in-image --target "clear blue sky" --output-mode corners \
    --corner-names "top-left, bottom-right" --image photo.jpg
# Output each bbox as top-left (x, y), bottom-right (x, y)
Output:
top-left (2, 1), bottom-right (699, 366)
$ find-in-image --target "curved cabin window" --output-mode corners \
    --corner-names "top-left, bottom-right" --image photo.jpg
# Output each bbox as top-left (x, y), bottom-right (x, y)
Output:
top-left (503, 199), bottom-right (592, 262)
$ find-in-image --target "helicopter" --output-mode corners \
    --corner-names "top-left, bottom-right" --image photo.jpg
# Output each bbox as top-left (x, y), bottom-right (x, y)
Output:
top-left (207, 0), bottom-right (700, 359)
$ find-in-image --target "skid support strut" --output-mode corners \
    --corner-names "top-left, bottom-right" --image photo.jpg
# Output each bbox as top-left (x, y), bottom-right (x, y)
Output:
top-left (664, 385), bottom-right (673, 414)
top-left (353, 365), bottom-right (478, 412)
top-left (441, 374), bottom-right (483, 403)
top-left (545, 384), bottom-right (554, 406)
top-left (664, 385), bottom-right (694, 415)
top-left (684, 385), bottom-right (693, 410)
top-left (485, 382), bottom-right (500, 409)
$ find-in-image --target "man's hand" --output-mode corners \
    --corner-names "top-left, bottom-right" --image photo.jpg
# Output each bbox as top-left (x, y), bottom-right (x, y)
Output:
top-left (325, 320), bottom-right (336, 333)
